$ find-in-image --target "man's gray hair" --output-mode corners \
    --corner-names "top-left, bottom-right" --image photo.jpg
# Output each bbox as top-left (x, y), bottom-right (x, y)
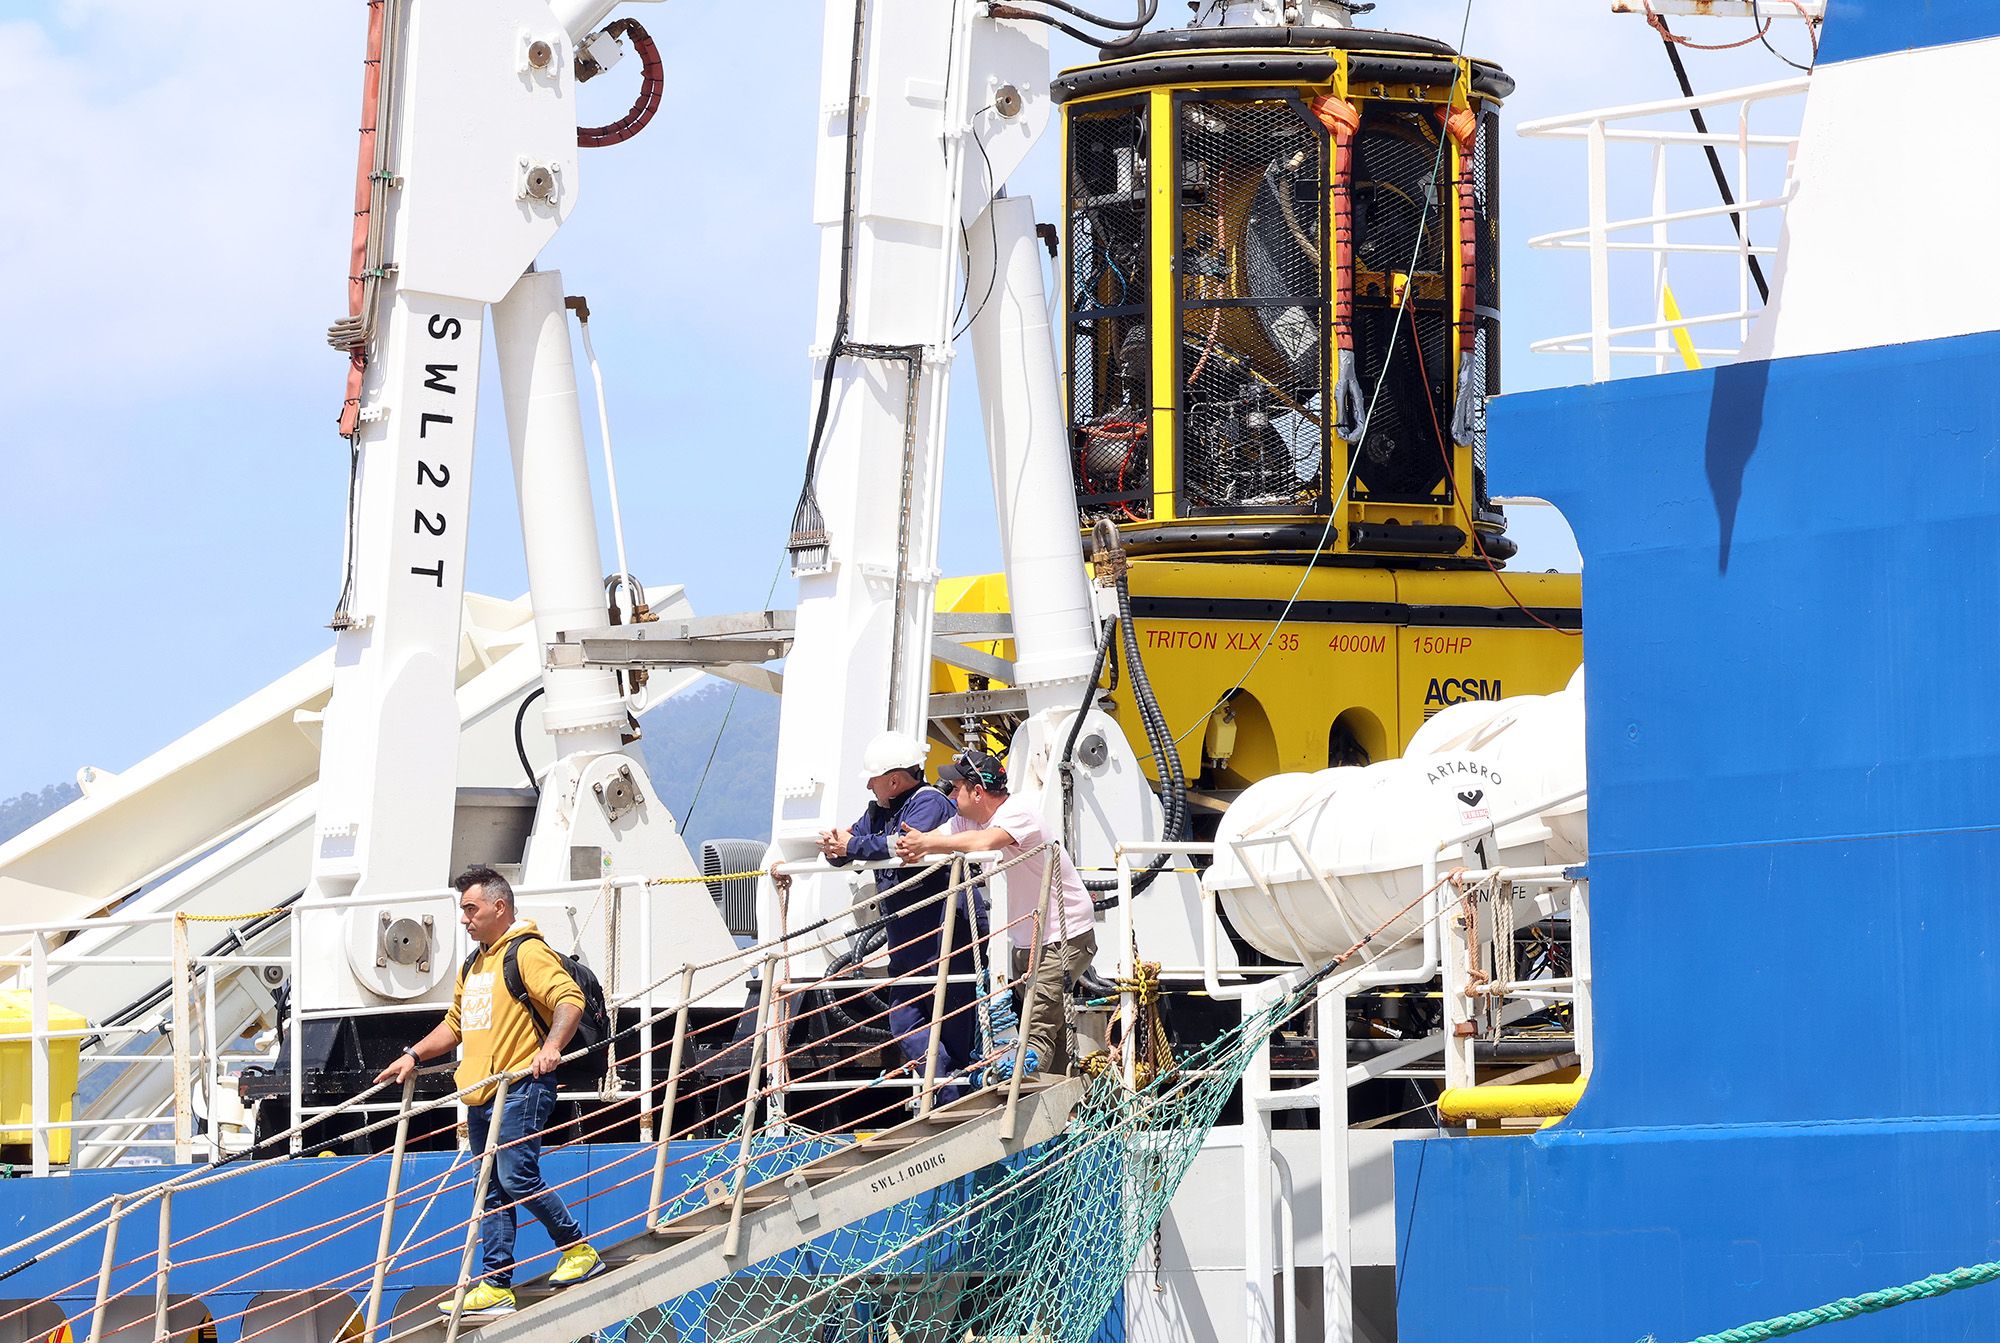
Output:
top-left (453, 864), bottom-right (514, 909)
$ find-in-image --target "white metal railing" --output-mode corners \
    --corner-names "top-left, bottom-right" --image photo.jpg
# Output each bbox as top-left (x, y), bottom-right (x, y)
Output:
top-left (1116, 798), bottom-right (1590, 1343)
top-left (0, 915), bottom-right (295, 1173)
top-left (1437, 864), bottom-right (1591, 1094)
top-left (1520, 76), bottom-right (1808, 381)
top-left (0, 852), bottom-right (1043, 1175)
top-left (0, 848), bottom-right (1092, 1343)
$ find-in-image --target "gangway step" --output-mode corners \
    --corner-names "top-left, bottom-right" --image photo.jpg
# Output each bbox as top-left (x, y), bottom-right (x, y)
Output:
top-left (393, 1078), bottom-right (1083, 1343)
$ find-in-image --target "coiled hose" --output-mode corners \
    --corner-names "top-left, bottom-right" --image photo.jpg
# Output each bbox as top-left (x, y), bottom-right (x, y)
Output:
top-left (801, 924), bottom-right (892, 1046)
top-left (1062, 519), bottom-right (1188, 907)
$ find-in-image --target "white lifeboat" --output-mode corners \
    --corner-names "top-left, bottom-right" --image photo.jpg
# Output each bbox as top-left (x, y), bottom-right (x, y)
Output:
top-left (1203, 668), bottom-right (1586, 967)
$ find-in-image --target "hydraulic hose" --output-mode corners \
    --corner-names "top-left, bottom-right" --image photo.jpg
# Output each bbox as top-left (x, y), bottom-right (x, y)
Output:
top-left (513, 685), bottom-right (547, 796)
top-left (987, 0), bottom-right (1159, 48)
top-left (803, 924), bottom-right (892, 1046)
top-left (1063, 520), bottom-right (1188, 905)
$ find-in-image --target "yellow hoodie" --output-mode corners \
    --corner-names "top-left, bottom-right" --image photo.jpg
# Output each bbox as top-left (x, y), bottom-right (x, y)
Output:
top-left (444, 920), bottom-right (585, 1105)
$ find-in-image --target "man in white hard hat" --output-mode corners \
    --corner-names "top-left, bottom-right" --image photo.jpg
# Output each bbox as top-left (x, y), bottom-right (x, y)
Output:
top-left (819, 731), bottom-right (977, 1102)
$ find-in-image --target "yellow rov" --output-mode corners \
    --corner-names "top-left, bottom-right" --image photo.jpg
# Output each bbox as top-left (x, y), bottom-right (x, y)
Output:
top-left (934, 25), bottom-right (1580, 809)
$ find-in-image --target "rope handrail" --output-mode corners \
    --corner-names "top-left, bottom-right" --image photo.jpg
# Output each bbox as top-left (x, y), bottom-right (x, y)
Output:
top-left (0, 859), bottom-right (1056, 1336)
top-left (31, 848), bottom-right (1506, 1343)
top-left (104, 911), bottom-right (1043, 1343)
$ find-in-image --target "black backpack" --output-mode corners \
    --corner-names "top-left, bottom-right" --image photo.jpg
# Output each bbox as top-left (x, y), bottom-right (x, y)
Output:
top-left (461, 932), bottom-right (613, 1091)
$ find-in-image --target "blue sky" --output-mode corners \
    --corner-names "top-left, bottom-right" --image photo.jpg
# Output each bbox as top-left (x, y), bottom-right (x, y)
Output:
top-left (0, 1), bottom-right (1806, 798)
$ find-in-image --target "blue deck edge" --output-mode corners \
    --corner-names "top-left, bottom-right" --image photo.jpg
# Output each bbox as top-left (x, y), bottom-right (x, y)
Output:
top-left (0, 1134), bottom-right (1115, 1343)
top-left (1819, 0), bottom-right (1997, 65)
top-left (1396, 329), bottom-right (2000, 1342)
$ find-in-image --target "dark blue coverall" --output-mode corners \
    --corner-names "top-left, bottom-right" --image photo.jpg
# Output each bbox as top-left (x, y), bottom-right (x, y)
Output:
top-left (832, 783), bottom-right (982, 1099)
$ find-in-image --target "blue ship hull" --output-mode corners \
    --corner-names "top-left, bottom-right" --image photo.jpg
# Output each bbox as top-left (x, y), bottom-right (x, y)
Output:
top-left (0, 1141), bottom-right (1111, 1343)
top-left (1397, 330), bottom-right (2000, 1340)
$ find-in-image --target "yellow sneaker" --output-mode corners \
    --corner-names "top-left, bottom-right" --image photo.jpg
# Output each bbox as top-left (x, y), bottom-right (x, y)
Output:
top-left (549, 1242), bottom-right (603, 1285)
top-left (438, 1282), bottom-right (515, 1316)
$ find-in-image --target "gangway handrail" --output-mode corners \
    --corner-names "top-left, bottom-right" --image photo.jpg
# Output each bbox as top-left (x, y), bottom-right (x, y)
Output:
top-left (0, 847), bottom-right (1083, 1343)
top-left (0, 844), bottom-right (1052, 1260)
top-left (1, 852), bottom-right (1018, 1169)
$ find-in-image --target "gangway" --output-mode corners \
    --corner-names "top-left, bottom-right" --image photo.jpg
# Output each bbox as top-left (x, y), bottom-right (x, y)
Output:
top-left (414, 1079), bottom-right (1082, 1343)
top-left (0, 849), bottom-right (1105, 1343)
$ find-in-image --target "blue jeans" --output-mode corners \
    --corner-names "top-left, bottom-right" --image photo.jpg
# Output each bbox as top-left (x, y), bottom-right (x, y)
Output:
top-left (882, 889), bottom-right (985, 1103)
top-left (466, 1076), bottom-right (582, 1287)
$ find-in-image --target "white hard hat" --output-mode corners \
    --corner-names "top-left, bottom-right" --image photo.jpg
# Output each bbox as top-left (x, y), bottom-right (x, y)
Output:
top-left (858, 731), bottom-right (928, 785)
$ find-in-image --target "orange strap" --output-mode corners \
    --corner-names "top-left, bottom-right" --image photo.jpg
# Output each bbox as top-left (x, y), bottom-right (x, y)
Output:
top-left (1309, 94), bottom-right (1361, 356)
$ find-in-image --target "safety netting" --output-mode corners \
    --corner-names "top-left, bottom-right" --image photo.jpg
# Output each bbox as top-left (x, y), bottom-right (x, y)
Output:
top-left (600, 981), bottom-right (1309, 1343)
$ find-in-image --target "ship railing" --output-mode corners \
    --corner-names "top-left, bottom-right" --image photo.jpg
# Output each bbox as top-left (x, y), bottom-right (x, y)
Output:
top-left (0, 843), bottom-right (1104, 1343)
top-left (1436, 863), bottom-right (1591, 1106)
top-left (1411, 788), bottom-right (1592, 1102)
top-left (1519, 75), bottom-right (1808, 381)
top-left (0, 911), bottom-right (294, 1174)
top-left (1106, 791), bottom-right (1590, 1094)
top-left (0, 843), bottom-right (1124, 1343)
top-left (1111, 791), bottom-right (1589, 1343)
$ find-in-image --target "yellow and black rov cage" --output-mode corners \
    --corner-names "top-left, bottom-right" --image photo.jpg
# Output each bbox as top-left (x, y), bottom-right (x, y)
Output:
top-left (1053, 26), bottom-right (1515, 564)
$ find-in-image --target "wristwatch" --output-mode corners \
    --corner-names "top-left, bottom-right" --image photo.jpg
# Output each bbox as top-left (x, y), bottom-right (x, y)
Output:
top-left (402, 1046), bottom-right (422, 1063)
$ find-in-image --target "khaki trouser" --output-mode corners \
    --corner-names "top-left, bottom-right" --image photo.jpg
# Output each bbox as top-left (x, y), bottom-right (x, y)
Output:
top-left (1012, 930), bottom-right (1097, 1075)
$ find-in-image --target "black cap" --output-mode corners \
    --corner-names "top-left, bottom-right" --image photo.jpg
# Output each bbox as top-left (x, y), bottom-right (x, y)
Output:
top-left (936, 749), bottom-right (1007, 793)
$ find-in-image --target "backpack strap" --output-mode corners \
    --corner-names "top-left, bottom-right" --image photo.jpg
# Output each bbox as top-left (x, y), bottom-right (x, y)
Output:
top-left (500, 934), bottom-right (554, 1039)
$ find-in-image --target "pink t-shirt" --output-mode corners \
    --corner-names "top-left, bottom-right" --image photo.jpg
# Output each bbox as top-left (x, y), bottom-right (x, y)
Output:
top-left (952, 796), bottom-right (1096, 944)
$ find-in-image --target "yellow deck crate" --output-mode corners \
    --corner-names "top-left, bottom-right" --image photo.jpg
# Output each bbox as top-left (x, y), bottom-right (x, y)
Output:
top-left (0, 989), bottom-right (84, 1164)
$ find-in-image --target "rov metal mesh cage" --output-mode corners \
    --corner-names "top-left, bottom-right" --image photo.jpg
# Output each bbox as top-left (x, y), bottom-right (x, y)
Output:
top-left (1174, 93), bottom-right (1329, 516)
top-left (1349, 102), bottom-right (1456, 504)
top-left (1067, 100), bottom-right (1153, 524)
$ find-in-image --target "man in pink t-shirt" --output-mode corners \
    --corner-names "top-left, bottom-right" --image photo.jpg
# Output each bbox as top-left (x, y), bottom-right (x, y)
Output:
top-left (895, 749), bottom-right (1097, 1077)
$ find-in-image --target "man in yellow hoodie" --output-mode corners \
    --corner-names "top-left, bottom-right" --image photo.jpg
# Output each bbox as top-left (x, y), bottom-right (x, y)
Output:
top-left (375, 865), bottom-right (601, 1315)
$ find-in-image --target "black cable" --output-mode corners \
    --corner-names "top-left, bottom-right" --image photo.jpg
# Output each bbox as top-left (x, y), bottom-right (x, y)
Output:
top-left (788, 0), bottom-right (871, 565)
top-left (1655, 18), bottom-right (1771, 303)
top-left (802, 925), bottom-right (893, 1046)
top-left (951, 116), bottom-right (1002, 342)
top-left (680, 681), bottom-right (743, 834)
top-left (513, 685), bottom-right (546, 796)
top-left (995, 0), bottom-right (1158, 47)
top-left (1056, 618), bottom-right (1124, 893)
top-left (953, 219), bottom-right (975, 334)
top-left (1066, 524), bottom-right (1187, 905)
top-left (1118, 563), bottom-right (1187, 841)
top-left (1007, 0), bottom-right (1153, 29)
top-left (328, 439), bottom-right (362, 630)
top-left (1751, 0), bottom-right (1813, 72)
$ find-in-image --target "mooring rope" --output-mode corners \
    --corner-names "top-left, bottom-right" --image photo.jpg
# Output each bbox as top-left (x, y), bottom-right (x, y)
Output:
top-left (1660, 1261), bottom-right (2000, 1343)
